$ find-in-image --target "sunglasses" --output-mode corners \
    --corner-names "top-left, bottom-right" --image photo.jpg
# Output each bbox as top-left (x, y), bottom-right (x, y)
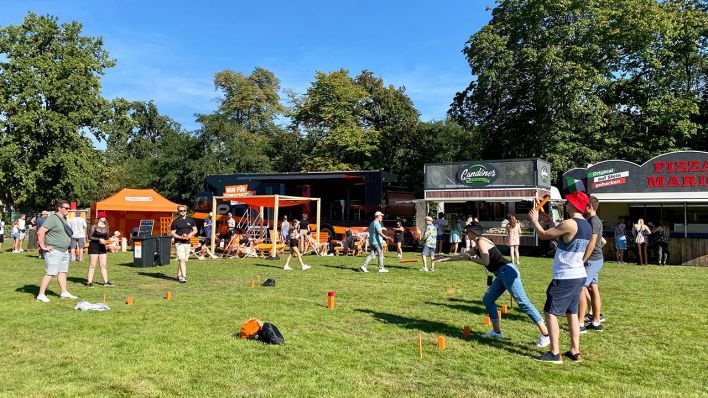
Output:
top-left (61, 206), bottom-right (70, 210)
top-left (178, 210), bottom-right (187, 212)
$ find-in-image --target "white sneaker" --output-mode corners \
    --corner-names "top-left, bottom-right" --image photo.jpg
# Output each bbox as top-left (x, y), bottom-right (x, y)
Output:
top-left (210, 255), bottom-right (218, 259)
top-left (397, 253), bottom-right (402, 259)
top-left (283, 265), bottom-right (293, 271)
top-left (60, 292), bottom-right (78, 300)
top-left (36, 294), bottom-right (50, 303)
top-left (301, 264), bottom-right (311, 271)
top-left (197, 255), bottom-right (205, 260)
top-left (420, 267), bottom-right (429, 272)
top-left (359, 265), bottom-right (368, 273)
top-left (482, 330), bottom-right (504, 339)
top-left (378, 268), bottom-right (389, 273)
top-left (535, 334), bottom-right (550, 348)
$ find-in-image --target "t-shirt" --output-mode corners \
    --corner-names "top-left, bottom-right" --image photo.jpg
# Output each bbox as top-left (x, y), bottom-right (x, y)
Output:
top-left (300, 219), bottom-right (310, 235)
top-left (36, 216), bottom-right (46, 229)
top-left (368, 220), bottom-right (382, 246)
top-left (68, 216), bottom-right (87, 239)
top-left (434, 218), bottom-right (448, 236)
top-left (615, 222), bottom-right (625, 237)
top-left (588, 215), bottom-right (604, 261)
top-left (171, 217), bottom-right (196, 244)
top-left (203, 217), bottom-right (213, 238)
top-left (42, 214), bottom-right (71, 251)
top-left (424, 224), bottom-right (437, 248)
top-left (227, 218), bottom-right (236, 229)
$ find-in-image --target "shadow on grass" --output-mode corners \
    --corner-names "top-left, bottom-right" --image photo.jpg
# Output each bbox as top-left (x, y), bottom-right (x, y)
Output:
top-left (354, 308), bottom-right (535, 357)
top-left (253, 263), bottom-right (286, 270)
top-left (15, 284), bottom-right (60, 297)
top-left (67, 276), bottom-right (88, 285)
top-left (137, 272), bottom-right (176, 281)
top-left (317, 263), bottom-right (359, 272)
top-left (425, 300), bottom-right (529, 321)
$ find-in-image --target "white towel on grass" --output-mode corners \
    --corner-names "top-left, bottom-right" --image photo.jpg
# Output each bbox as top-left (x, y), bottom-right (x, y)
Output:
top-left (74, 300), bottom-right (111, 311)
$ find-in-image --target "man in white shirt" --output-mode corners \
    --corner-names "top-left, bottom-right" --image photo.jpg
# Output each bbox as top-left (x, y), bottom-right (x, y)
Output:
top-left (67, 213), bottom-right (87, 261)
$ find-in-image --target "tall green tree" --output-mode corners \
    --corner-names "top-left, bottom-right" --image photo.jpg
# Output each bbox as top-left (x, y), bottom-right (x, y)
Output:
top-left (0, 13), bottom-right (115, 209)
top-left (196, 68), bottom-right (286, 175)
top-left (450, 0), bottom-right (707, 179)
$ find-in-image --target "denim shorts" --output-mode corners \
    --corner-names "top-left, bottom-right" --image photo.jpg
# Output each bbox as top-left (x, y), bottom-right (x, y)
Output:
top-left (44, 249), bottom-right (70, 276)
top-left (584, 259), bottom-right (604, 286)
top-left (544, 278), bottom-right (585, 316)
top-left (422, 245), bottom-right (435, 257)
top-left (70, 238), bottom-right (86, 249)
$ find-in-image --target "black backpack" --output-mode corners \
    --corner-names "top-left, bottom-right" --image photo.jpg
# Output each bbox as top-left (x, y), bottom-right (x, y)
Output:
top-left (258, 322), bottom-right (285, 345)
top-left (261, 278), bottom-right (276, 287)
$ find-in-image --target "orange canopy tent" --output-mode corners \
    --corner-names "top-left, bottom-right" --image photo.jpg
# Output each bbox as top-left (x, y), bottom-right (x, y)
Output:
top-left (90, 189), bottom-right (180, 238)
top-left (209, 194), bottom-right (321, 258)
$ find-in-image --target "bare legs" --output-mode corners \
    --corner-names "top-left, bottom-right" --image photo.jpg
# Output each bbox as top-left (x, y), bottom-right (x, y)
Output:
top-left (88, 253), bottom-right (108, 284)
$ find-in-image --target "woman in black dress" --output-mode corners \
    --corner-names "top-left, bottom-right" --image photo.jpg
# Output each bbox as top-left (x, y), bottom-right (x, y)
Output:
top-left (393, 221), bottom-right (405, 259)
top-left (87, 212), bottom-right (113, 287)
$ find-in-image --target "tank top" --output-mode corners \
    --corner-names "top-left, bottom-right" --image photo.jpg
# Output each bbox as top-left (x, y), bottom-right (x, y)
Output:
top-left (474, 238), bottom-right (510, 273)
top-left (552, 218), bottom-right (590, 280)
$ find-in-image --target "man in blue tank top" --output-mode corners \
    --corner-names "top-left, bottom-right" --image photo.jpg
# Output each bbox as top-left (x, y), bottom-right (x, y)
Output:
top-left (530, 191), bottom-right (591, 364)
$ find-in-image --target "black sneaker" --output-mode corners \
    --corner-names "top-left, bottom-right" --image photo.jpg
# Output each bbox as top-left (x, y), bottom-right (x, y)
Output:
top-left (584, 314), bottom-right (592, 323)
top-left (579, 325), bottom-right (587, 334)
top-left (563, 351), bottom-right (583, 363)
top-left (103, 281), bottom-right (114, 287)
top-left (585, 322), bottom-right (603, 331)
top-left (533, 352), bottom-right (563, 364)
top-left (87, 282), bottom-right (94, 288)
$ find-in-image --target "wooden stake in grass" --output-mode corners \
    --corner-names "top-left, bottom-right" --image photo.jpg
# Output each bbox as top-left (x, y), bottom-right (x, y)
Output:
top-left (166, 291), bottom-right (172, 300)
top-left (102, 293), bottom-right (106, 304)
top-left (509, 293), bottom-right (513, 309)
top-left (437, 336), bottom-right (445, 350)
top-left (463, 325), bottom-right (470, 337)
top-left (249, 279), bottom-right (255, 288)
top-left (502, 304), bottom-right (508, 314)
top-left (418, 334), bottom-right (423, 359)
top-left (327, 291), bottom-right (335, 310)
top-left (127, 296), bottom-right (134, 305)
top-left (484, 316), bottom-right (491, 326)
top-left (446, 287), bottom-right (455, 296)
top-left (257, 275), bottom-right (261, 284)
top-left (497, 310), bottom-right (502, 320)
top-left (400, 259), bottom-right (418, 263)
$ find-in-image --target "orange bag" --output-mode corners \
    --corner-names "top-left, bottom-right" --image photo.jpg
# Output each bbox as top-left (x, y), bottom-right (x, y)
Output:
top-left (240, 318), bottom-right (262, 339)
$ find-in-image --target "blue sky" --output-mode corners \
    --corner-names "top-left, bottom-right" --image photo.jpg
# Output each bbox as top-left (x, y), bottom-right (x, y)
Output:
top-left (1, 1), bottom-right (495, 131)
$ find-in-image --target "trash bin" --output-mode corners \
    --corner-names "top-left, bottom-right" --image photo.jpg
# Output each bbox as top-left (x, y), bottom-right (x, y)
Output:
top-left (133, 236), bottom-right (156, 267)
top-left (154, 236), bottom-right (172, 266)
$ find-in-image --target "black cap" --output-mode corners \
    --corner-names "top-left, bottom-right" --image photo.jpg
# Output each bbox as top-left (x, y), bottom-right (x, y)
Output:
top-left (464, 222), bottom-right (484, 236)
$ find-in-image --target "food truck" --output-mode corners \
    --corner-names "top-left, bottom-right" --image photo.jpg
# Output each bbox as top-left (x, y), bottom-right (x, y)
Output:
top-left (562, 150), bottom-right (708, 265)
top-left (421, 158), bottom-right (562, 254)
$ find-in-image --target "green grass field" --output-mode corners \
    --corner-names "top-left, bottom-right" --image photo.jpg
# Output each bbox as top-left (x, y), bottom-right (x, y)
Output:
top-left (1, 248), bottom-right (706, 397)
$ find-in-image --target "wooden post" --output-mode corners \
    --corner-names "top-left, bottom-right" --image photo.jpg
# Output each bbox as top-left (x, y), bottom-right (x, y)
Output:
top-left (437, 336), bottom-right (445, 350)
top-left (166, 291), bottom-right (172, 300)
top-left (418, 334), bottom-right (423, 359)
top-left (210, 196), bottom-right (217, 255)
top-left (463, 325), bottom-right (470, 337)
top-left (316, 198), bottom-right (321, 250)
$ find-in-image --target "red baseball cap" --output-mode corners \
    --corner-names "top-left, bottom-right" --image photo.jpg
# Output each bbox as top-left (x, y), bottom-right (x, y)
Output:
top-left (565, 191), bottom-right (589, 213)
top-left (97, 211), bottom-right (108, 219)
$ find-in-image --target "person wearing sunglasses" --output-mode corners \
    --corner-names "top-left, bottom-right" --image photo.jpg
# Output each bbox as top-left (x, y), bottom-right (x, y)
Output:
top-left (171, 205), bottom-right (197, 283)
top-left (36, 200), bottom-right (79, 302)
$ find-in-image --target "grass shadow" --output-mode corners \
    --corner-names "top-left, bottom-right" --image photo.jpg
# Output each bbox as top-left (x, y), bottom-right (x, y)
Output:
top-left (354, 308), bottom-right (534, 357)
top-left (137, 272), bottom-right (176, 281)
top-left (67, 276), bottom-right (88, 285)
top-left (316, 263), bottom-right (359, 272)
top-left (15, 284), bottom-right (60, 297)
top-left (425, 300), bottom-right (528, 321)
top-left (253, 263), bottom-right (286, 270)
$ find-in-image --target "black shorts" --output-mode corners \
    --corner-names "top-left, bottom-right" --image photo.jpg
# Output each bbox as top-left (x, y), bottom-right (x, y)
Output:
top-left (289, 238), bottom-right (299, 248)
top-left (394, 235), bottom-right (403, 243)
top-left (88, 242), bottom-right (107, 255)
top-left (543, 278), bottom-right (585, 316)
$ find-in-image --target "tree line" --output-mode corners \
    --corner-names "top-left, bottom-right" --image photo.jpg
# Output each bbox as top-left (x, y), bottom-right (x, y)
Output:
top-left (1, 2), bottom-right (705, 211)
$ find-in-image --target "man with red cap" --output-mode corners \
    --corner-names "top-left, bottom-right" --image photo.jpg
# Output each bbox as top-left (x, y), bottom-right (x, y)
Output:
top-left (529, 191), bottom-right (591, 363)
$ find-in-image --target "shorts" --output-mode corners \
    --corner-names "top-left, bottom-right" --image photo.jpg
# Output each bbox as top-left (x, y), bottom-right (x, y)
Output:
top-left (615, 235), bottom-right (627, 250)
top-left (12, 232), bottom-right (21, 240)
top-left (44, 249), bottom-right (70, 276)
top-left (175, 242), bottom-right (191, 261)
top-left (543, 278), bottom-right (585, 316)
top-left (422, 245), bottom-right (435, 257)
top-left (70, 238), bottom-right (86, 249)
top-left (584, 259), bottom-right (604, 286)
top-left (0, 234), bottom-right (4, 243)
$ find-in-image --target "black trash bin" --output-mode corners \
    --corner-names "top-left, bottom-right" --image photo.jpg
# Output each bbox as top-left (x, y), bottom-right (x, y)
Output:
top-left (154, 236), bottom-right (172, 266)
top-left (133, 236), bottom-right (156, 267)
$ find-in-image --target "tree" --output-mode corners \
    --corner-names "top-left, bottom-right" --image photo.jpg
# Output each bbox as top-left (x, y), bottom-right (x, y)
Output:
top-left (450, 0), bottom-right (707, 179)
top-left (0, 13), bottom-right (115, 209)
top-left (196, 68), bottom-right (286, 175)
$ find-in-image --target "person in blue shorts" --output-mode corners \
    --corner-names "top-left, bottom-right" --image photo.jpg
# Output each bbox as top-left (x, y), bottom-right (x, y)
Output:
top-left (614, 217), bottom-right (627, 264)
top-left (421, 216), bottom-right (437, 272)
top-left (530, 191), bottom-right (591, 364)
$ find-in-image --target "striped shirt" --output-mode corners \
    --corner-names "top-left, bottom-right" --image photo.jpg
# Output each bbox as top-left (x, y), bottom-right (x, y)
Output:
top-left (552, 218), bottom-right (591, 280)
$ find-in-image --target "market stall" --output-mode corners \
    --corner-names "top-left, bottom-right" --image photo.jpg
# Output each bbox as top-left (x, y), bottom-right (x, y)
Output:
top-left (422, 158), bottom-right (561, 251)
top-left (90, 188), bottom-right (180, 238)
top-left (563, 150), bottom-right (708, 265)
